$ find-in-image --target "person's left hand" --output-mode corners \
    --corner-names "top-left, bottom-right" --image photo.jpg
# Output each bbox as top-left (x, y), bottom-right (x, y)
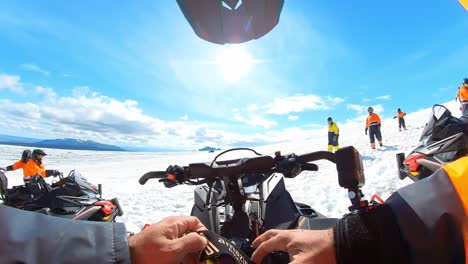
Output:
top-left (252, 229), bottom-right (336, 264)
top-left (128, 216), bottom-right (208, 264)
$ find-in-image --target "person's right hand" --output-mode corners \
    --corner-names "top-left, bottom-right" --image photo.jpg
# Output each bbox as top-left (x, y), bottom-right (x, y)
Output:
top-left (365, 128), bottom-right (368, 135)
top-left (252, 229), bottom-right (336, 264)
top-left (128, 216), bottom-right (208, 264)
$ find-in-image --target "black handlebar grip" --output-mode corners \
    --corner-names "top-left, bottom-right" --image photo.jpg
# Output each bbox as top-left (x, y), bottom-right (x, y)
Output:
top-left (139, 171), bottom-right (167, 185)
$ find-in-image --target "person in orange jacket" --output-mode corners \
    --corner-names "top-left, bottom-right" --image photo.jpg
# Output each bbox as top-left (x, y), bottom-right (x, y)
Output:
top-left (365, 107), bottom-right (383, 149)
top-left (393, 108), bottom-right (407, 131)
top-left (456, 78), bottom-right (468, 118)
top-left (2, 149), bottom-right (61, 193)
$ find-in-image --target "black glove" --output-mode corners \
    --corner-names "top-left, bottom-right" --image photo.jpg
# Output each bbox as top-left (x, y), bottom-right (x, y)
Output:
top-left (365, 128), bottom-right (368, 135)
top-left (393, 116), bottom-right (396, 119)
top-left (165, 165), bottom-right (186, 185)
top-left (46, 170), bottom-right (62, 177)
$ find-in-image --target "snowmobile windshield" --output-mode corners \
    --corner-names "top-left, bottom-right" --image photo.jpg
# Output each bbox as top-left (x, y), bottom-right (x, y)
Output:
top-left (419, 104), bottom-right (452, 143)
top-left (67, 171), bottom-right (89, 189)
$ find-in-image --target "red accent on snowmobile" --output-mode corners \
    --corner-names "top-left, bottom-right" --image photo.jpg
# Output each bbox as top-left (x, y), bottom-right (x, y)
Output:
top-left (371, 194), bottom-right (384, 204)
top-left (403, 153), bottom-right (426, 172)
top-left (96, 201), bottom-right (117, 215)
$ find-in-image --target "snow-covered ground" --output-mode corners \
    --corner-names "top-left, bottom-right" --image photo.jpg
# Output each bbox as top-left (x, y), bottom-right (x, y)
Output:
top-left (0, 101), bottom-right (461, 233)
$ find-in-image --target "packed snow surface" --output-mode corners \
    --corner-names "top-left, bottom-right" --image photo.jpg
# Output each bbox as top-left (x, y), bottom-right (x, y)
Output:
top-left (0, 101), bottom-right (461, 232)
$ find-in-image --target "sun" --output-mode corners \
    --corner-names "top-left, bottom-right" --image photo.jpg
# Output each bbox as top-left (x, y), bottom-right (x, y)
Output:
top-left (214, 46), bottom-right (256, 82)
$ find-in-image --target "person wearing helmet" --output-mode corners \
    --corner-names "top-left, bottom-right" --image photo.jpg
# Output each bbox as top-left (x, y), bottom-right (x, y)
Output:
top-left (23, 149), bottom-right (60, 184)
top-left (393, 108), bottom-right (407, 131)
top-left (365, 107), bottom-right (383, 149)
top-left (327, 117), bottom-right (340, 152)
top-left (456, 78), bottom-right (468, 118)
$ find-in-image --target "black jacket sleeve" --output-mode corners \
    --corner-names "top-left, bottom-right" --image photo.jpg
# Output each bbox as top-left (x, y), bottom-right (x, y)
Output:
top-left (334, 164), bottom-right (466, 264)
top-left (385, 168), bottom-right (466, 263)
top-left (0, 205), bottom-right (131, 263)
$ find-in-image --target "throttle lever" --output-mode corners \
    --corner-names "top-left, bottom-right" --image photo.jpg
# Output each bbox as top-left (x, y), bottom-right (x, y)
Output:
top-left (301, 163), bottom-right (318, 171)
top-left (158, 179), bottom-right (179, 188)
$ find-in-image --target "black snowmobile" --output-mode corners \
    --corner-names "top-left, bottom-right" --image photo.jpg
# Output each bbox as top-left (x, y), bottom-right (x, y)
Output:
top-left (140, 146), bottom-right (382, 263)
top-left (396, 104), bottom-right (468, 182)
top-left (0, 169), bottom-right (123, 222)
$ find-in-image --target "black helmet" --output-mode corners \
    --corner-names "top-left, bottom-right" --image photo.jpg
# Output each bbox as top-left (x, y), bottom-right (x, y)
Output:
top-left (367, 106), bottom-right (374, 113)
top-left (32, 149), bottom-right (47, 159)
top-left (463, 78), bottom-right (468, 85)
top-left (327, 117), bottom-right (332, 121)
top-left (397, 108), bottom-right (401, 112)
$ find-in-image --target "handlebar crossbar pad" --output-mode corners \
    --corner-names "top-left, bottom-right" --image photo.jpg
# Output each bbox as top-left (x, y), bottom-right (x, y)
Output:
top-left (189, 156), bottom-right (275, 179)
top-left (299, 151), bottom-right (336, 164)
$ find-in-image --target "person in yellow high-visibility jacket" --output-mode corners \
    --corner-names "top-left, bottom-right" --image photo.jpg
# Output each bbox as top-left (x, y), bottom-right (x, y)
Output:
top-left (327, 117), bottom-right (339, 152)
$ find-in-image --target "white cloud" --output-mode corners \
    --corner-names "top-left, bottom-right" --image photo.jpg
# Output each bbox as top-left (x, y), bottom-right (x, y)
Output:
top-left (233, 111), bottom-right (277, 129)
top-left (35, 86), bottom-right (56, 99)
top-left (362, 98), bottom-right (371, 102)
top-left (288, 115), bottom-right (299, 121)
top-left (20, 63), bottom-right (50, 76)
top-left (72, 86), bottom-right (90, 97)
top-left (327, 96), bottom-right (345, 104)
top-left (346, 104), bottom-right (366, 114)
top-left (247, 104), bottom-right (259, 111)
top-left (0, 73), bottom-right (23, 93)
top-left (376, 95), bottom-right (391, 100)
top-left (264, 95), bottom-right (328, 115)
top-left (181, 114), bottom-right (189, 121)
top-left (262, 94), bottom-right (345, 115)
top-left (347, 104), bottom-right (384, 115)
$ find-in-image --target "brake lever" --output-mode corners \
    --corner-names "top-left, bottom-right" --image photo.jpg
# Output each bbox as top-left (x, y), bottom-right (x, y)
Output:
top-left (158, 179), bottom-right (179, 188)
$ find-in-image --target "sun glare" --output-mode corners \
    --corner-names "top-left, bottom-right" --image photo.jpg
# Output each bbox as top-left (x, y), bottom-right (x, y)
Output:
top-left (214, 46), bottom-right (256, 82)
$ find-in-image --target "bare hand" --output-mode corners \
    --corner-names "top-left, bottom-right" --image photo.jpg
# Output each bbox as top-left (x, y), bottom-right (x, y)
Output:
top-left (129, 216), bottom-right (208, 264)
top-left (252, 229), bottom-right (336, 264)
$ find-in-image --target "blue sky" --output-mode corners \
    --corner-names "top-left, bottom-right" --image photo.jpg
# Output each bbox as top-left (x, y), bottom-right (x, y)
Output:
top-left (0, 0), bottom-right (467, 150)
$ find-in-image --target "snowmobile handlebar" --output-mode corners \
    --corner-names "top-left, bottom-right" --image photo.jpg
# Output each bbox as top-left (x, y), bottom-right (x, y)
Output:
top-left (138, 148), bottom-right (356, 187)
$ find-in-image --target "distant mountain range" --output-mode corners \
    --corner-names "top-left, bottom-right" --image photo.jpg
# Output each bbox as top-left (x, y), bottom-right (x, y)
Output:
top-left (199, 146), bottom-right (221, 152)
top-left (0, 134), bottom-right (125, 151)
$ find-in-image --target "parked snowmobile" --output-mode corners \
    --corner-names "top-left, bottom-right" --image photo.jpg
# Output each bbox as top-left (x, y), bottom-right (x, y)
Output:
top-left (0, 169), bottom-right (123, 222)
top-left (396, 104), bottom-right (468, 182)
top-left (140, 146), bottom-right (381, 263)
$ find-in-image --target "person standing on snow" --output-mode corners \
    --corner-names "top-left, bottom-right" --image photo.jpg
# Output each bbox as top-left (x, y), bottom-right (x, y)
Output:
top-left (327, 117), bottom-right (339, 152)
top-left (393, 108), bottom-right (407, 131)
top-left (456, 78), bottom-right (468, 118)
top-left (365, 107), bottom-right (383, 149)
